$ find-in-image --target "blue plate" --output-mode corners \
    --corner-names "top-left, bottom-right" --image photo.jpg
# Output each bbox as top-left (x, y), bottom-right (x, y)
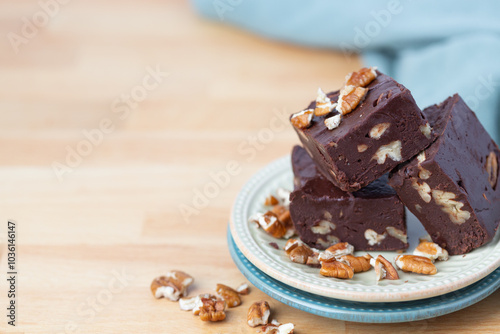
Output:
top-left (228, 228), bottom-right (500, 323)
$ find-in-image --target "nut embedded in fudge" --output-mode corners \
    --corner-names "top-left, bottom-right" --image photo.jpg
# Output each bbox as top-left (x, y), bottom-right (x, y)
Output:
top-left (389, 94), bottom-right (500, 255)
top-left (291, 72), bottom-right (435, 192)
top-left (289, 145), bottom-right (408, 251)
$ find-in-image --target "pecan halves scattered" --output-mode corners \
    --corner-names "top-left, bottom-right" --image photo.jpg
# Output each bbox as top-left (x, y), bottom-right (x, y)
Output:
top-left (320, 260), bottom-right (354, 279)
top-left (395, 255), bottom-right (437, 275)
top-left (339, 254), bottom-right (372, 273)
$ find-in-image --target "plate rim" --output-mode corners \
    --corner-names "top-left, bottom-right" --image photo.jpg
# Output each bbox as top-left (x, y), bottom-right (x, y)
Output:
top-left (230, 155), bottom-right (500, 302)
top-left (228, 227), bottom-right (500, 323)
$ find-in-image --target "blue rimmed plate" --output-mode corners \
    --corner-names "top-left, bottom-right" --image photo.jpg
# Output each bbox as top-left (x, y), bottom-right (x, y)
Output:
top-left (228, 228), bottom-right (500, 323)
top-left (229, 155), bottom-right (500, 302)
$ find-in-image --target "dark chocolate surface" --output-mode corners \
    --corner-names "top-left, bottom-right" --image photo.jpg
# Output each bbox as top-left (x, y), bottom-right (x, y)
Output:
top-left (290, 146), bottom-right (407, 251)
top-left (292, 145), bottom-right (396, 198)
top-left (389, 94), bottom-right (500, 255)
top-left (293, 72), bottom-right (435, 192)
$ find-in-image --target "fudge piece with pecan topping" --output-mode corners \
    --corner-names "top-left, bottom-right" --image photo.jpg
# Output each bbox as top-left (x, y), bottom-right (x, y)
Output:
top-left (291, 72), bottom-right (435, 192)
top-left (289, 146), bottom-right (408, 251)
top-left (389, 94), bottom-right (500, 255)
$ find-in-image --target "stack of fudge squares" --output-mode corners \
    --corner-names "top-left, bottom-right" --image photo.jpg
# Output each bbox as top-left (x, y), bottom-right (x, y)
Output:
top-left (289, 68), bottom-right (500, 255)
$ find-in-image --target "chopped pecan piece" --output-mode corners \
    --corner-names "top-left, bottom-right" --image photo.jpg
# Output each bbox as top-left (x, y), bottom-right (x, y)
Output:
top-left (247, 301), bottom-right (271, 327)
top-left (291, 109), bottom-right (313, 129)
top-left (414, 241), bottom-right (449, 261)
top-left (318, 242), bottom-right (354, 262)
top-left (150, 271), bottom-right (193, 301)
top-left (370, 255), bottom-right (399, 281)
top-left (284, 239), bottom-right (314, 264)
top-left (199, 297), bottom-right (226, 322)
top-left (339, 254), bottom-right (372, 273)
top-left (215, 283), bottom-right (241, 308)
top-left (315, 88), bottom-right (335, 116)
top-left (345, 67), bottom-right (377, 87)
top-left (336, 85), bottom-right (367, 115)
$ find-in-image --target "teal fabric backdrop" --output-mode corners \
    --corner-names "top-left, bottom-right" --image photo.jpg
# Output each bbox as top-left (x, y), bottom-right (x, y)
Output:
top-left (191, 0), bottom-right (500, 141)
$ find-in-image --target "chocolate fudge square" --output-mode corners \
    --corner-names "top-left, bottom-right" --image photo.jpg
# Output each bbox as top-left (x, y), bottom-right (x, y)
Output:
top-left (289, 145), bottom-right (408, 251)
top-left (293, 73), bottom-right (434, 192)
top-left (389, 94), bottom-right (500, 255)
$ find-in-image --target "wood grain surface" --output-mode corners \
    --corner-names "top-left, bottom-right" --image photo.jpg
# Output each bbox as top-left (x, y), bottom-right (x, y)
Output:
top-left (0, 1), bottom-right (498, 333)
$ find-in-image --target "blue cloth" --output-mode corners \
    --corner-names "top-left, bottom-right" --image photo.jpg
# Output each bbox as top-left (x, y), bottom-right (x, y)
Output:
top-left (191, 0), bottom-right (500, 141)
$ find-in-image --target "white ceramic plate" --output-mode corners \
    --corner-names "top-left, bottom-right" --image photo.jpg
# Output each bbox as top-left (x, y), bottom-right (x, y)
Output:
top-left (229, 155), bottom-right (500, 302)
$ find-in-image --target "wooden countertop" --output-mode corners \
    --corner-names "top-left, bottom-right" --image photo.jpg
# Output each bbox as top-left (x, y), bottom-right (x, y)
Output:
top-left (0, 1), bottom-right (498, 333)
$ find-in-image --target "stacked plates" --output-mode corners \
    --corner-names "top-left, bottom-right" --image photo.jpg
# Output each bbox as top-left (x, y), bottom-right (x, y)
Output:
top-left (228, 156), bottom-right (500, 323)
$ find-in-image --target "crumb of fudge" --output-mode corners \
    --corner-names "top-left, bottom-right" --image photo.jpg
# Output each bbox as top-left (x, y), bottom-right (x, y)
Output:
top-left (269, 242), bottom-right (279, 250)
